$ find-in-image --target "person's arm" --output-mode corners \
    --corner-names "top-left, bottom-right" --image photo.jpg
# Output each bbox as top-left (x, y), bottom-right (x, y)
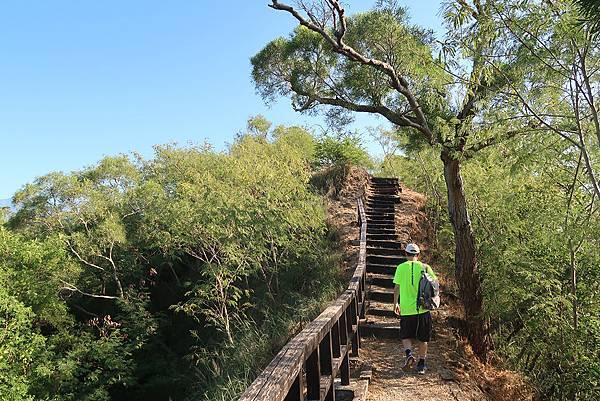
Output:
top-left (393, 284), bottom-right (400, 315)
top-left (426, 264), bottom-right (437, 280)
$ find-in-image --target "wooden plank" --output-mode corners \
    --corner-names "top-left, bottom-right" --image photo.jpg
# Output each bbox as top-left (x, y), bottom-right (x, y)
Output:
top-left (283, 373), bottom-right (304, 401)
top-left (241, 295), bottom-right (353, 401)
top-left (319, 332), bottom-right (332, 376)
top-left (340, 352), bottom-right (350, 386)
top-left (306, 348), bottom-right (320, 401)
top-left (319, 376), bottom-right (333, 401)
top-left (331, 321), bottom-right (341, 358)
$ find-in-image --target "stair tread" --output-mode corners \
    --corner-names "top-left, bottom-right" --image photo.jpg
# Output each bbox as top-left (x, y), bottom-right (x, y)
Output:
top-left (368, 272), bottom-right (395, 280)
top-left (362, 320), bottom-right (400, 328)
top-left (366, 240), bottom-right (402, 245)
top-left (369, 284), bottom-right (394, 294)
top-left (367, 254), bottom-right (406, 262)
top-left (367, 262), bottom-right (400, 268)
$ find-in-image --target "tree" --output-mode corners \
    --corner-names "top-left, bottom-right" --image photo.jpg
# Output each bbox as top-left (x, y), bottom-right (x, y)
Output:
top-left (485, 0), bottom-right (600, 198)
top-left (575, 0), bottom-right (600, 34)
top-left (252, 0), bottom-right (542, 359)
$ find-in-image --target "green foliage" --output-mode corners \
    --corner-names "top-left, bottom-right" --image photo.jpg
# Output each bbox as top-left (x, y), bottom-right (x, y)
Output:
top-left (314, 135), bottom-right (373, 168)
top-left (251, 10), bottom-right (450, 130)
top-left (388, 130), bottom-right (600, 400)
top-left (0, 287), bottom-right (46, 401)
top-left (3, 124), bottom-right (343, 400)
top-left (575, 0), bottom-right (600, 34)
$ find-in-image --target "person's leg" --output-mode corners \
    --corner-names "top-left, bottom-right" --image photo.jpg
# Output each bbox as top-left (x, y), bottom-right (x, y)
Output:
top-left (400, 315), bottom-right (417, 371)
top-left (415, 340), bottom-right (428, 360)
top-left (415, 312), bottom-right (432, 374)
top-left (402, 338), bottom-right (412, 354)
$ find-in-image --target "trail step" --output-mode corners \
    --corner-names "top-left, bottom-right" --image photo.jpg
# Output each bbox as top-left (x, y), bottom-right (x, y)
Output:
top-left (367, 254), bottom-right (406, 265)
top-left (368, 195), bottom-right (399, 201)
top-left (367, 228), bottom-right (396, 235)
top-left (368, 273), bottom-right (395, 288)
top-left (367, 263), bottom-right (400, 274)
top-left (367, 234), bottom-right (397, 241)
top-left (366, 301), bottom-right (397, 317)
top-left (368, 285), bottom-right (395, 303)
top-left (360, 321), bottom-right (400, 339)
top-left (367, 205), bottom-right (395, 211)
top-left (366, 216), bottom-right (395, 222)
top-left (371, 177), bottom-right (398, 184)
top-left (366, 211), bottom-right (395, 218)
top-left (368, 223), bottom-right (395, 230)
top-left (367, 200), bottom-right (396, 207)
top-left (366, 240), bottom-right (402, 249)
top-left (366, 247), bottom-right (403, 257)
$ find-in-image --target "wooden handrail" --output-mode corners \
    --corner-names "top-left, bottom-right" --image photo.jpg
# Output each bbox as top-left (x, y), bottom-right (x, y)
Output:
top-left (238, 197), bottom-right (368, 401)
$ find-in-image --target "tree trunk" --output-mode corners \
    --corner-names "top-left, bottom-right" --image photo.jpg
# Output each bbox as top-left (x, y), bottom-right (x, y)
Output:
top-left (441, 150), bottom-right (491, 360)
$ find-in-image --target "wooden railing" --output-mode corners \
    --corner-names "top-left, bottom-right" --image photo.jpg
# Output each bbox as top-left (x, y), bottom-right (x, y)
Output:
top-left (238, 197), bottom-right (368, 401)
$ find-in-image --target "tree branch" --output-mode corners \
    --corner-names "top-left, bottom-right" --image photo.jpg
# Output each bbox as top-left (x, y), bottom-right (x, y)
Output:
top-left (269, 0), bottom-right (434, 143)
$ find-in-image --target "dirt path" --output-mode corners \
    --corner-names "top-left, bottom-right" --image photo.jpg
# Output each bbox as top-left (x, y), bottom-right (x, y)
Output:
top-left (361, 184), bottom-right (523, 401)
top-left (363, 310), bottom-right (485, 401)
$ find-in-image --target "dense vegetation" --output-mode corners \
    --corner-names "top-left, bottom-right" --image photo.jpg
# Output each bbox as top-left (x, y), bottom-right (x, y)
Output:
top-left (383, 129), bottom-right (598, 400)
top-left (0, 126), bottom-right (372, 401)
top-left (254, 0), bottom-right (598, 399)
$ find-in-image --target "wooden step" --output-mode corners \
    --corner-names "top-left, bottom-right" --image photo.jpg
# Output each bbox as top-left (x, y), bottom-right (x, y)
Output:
top-left (367, 216), bottom-right (395, 223)
top-left (367, 200), bottom-right (396, 207)
top-left (366, 247), bottom-right (403, 257)
top-left (366, 301), bottom-right (397, 318)
top-left (366, 307), bottom-right (397, 318)
top-left (368, 223), bottom-right (395, 230)
top-left (367, 205), bottom-right (395, 211)
top-left (366, 234), bottom-right (397, 241)
top-left (368, 285), bottom-right (394, 303)
top-left (367, 240), bottom-right (402, 249)
top-left (360, 321), bottom-right (400, 339)
top-left (367, 263), bottom-right (398, 274)
top-left (366, 227), bottom-right (395, 235)
top-left (368, 195), bottom-right (400, 202)
top-left (367, 254), bottom-right (406, 266)
top-left (368, 273), bottom-right (395, 288)
top-left (371, 177), bottom-right (398, 184)
top-left (366, 211), bottom-right (395, 217)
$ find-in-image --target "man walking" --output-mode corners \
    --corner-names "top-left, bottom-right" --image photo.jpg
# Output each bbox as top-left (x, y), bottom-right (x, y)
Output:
top-left (392, 243), bottom-right (436, 374)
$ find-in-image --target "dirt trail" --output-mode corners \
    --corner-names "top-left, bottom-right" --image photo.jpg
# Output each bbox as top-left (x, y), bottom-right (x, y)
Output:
top-left (362, 183), bottom-right (530, 401)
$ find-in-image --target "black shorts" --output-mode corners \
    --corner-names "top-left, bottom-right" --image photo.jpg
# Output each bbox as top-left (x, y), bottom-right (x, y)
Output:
top-left (399, 312), bottom-right (432, 342)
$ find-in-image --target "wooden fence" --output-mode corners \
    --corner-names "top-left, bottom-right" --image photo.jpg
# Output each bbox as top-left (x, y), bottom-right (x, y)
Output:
top-left (238, 197), bottom-right (368, 401)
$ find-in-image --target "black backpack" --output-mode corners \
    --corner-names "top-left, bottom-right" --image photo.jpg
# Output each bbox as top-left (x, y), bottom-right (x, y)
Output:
top-left (417, 264), bottom-right (440, 310)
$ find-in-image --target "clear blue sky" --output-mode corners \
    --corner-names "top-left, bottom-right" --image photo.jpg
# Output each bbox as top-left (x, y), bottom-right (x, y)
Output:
top-left (0, 0), bottom-right (442, 199)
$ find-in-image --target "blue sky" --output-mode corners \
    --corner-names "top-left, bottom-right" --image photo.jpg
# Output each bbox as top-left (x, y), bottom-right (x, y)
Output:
top-left (0, 0), bottom-right (443, 199)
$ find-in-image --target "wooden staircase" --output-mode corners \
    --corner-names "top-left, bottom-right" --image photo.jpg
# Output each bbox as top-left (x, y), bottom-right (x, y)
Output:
top-left (361, 177), bottom-right (407, 339)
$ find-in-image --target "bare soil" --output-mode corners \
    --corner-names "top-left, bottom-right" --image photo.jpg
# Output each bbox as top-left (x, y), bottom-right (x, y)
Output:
top-left (323, 166), bottom-right (370, 282)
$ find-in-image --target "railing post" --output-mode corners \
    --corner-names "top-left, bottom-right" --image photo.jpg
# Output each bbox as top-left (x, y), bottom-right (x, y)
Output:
top-left (319, 332), bottom-right (333, 376)
top-left (339, 310), bottom-right (348, 346)
top-left (284, 372), bottom-right (305, 401)
top-left (324, 386), bottom-right (335, 401)
top-left (350, 295), bottom-right (360, 357)
top-left (331, 321), bottom-right (341, 359)
top-left (306, 348), bottom-right (320, 401)
top-left (340, 353), bottom-right (350, 386)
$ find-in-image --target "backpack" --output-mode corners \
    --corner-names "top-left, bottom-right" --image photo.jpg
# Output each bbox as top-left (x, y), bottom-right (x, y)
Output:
top-left (417, 264), bottom-right (440, 311)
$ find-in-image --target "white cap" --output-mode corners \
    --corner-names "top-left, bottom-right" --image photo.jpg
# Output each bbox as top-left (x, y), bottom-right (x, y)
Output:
top-left (405, 243), bottom-right (420, 254)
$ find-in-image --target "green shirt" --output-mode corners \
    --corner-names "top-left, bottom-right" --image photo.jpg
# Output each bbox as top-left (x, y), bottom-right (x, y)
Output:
top-left (393, 260), bottom-right (437, 316)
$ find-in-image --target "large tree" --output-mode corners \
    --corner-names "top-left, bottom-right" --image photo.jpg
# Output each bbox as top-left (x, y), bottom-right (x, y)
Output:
top-left (252, 0), bottom-right (546, 359)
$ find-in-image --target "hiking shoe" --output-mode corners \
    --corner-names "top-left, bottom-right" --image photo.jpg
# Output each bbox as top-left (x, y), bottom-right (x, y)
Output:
top-left (416, 358), bottom-right (426, 375)
top-left (402, 354), bottom-right (416, 372)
